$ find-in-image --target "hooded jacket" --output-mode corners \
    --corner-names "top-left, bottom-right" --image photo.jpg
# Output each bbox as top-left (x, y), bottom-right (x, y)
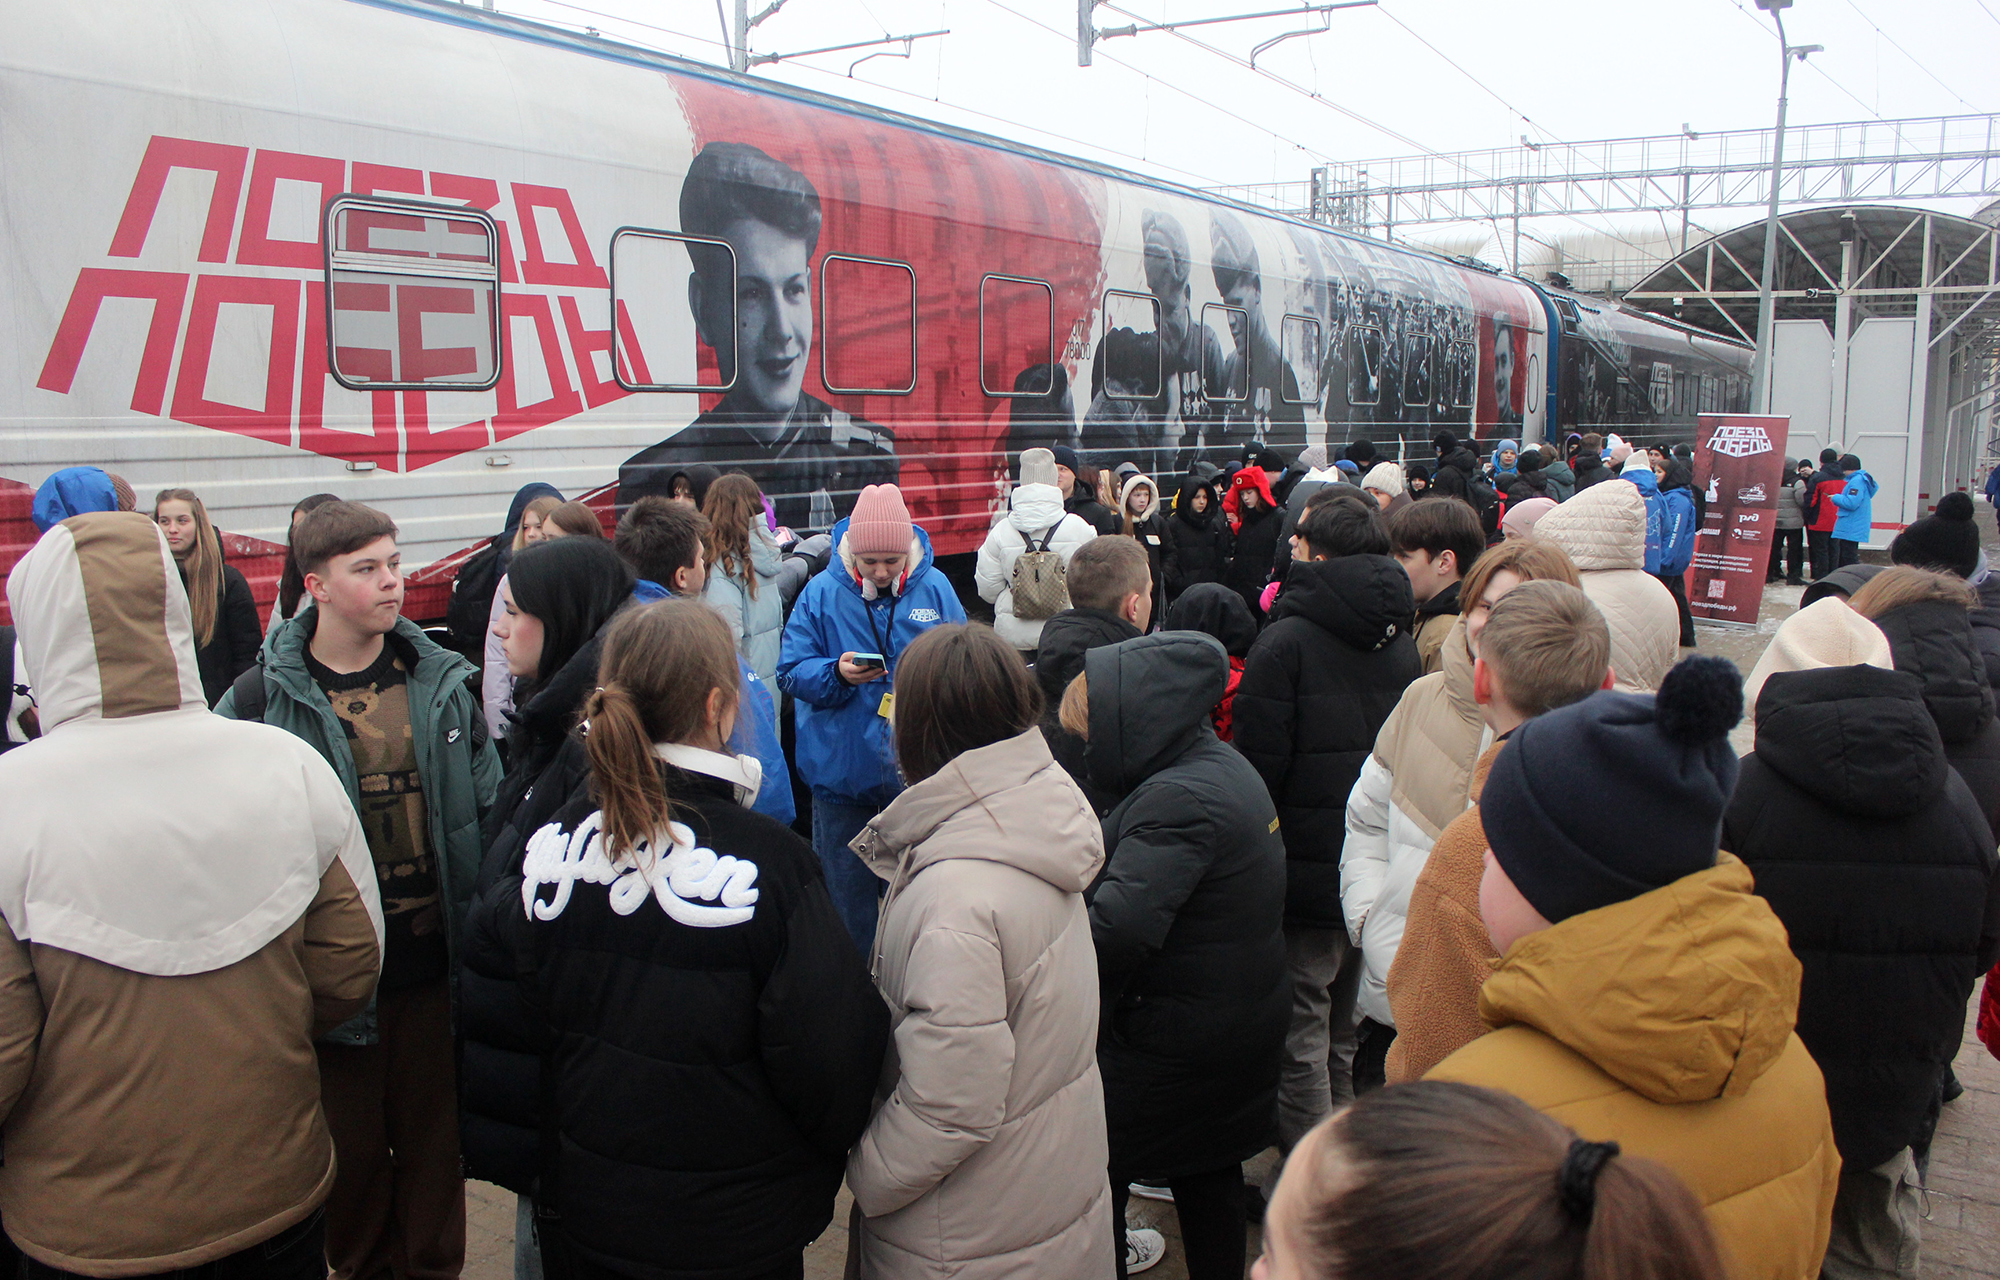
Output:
top-left (1620, 465), bottom-right (1667, 574)
top-left (975, 482), bottom-right (1096, 651)
top-left (1806, 468), bottom-right (1848, 534)
top-left (460, 756), bottom-right (888, 1279)
top-left (1570, 449), bottom-right (1611, 492)
top-left (1488, 439), bottom-right (1520, 479)
top-left (1083, 634), bottom-right (1288, 1177)
top-left (1539, 456), bottom-right (1577, 503)
top-left (1234, 555), bottom-right (1421, 928)
top-left (1222, 467), bottom-right (1281, 617)
top-left (1536, 482), bottom-right (1681, 692)
top-left (1868, 598), bottom-right (2000, 835)
top-left (1165, 475), bottom-right (1232, 599)
top-left (28, 467), bottom-right (118, 532)
top-left (217, 606), bottom-right (499, 1045)
top-left (847, 729), bottom-right (1114, 1279)
top-left (1723, 665), bottom-right (2000, 1171)
top-left (1428, 857), bottom-right (1840, 1280)
top-left (1974, 572), bottom-right (2000, 704)
top-left (1341, 620), bottom-right (1488, 1025)
top-left (705, 516), bottom-right (786, 686)
top-left (1411, 580), bottom-right (1461, 675)
top-left (1036, 607), bottom-right (1141, 809)
top-left (0, 514), bottom-right (382, 1276)
top-left (1657, 462), bottom-right (1700, 576)
top-left (779, 520), bottom-right (966, 805)
top-left (1121, 473), bottom-right (1174, 624)
top-left (1162, 583), bottom-right (1258, 741)
top-left (1775, 464), bottom-right (1808, 531)
top-left (1831, 469), bottom-right (1878, 542)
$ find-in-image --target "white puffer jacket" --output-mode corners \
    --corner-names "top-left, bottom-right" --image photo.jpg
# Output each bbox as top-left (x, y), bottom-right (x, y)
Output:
top-left (1341, 621), bottom-right (1490, 1026)
top-left (1535, 481), bottom-right (1681, 692)
top-left (975, 483), bottom-right (1096, 651)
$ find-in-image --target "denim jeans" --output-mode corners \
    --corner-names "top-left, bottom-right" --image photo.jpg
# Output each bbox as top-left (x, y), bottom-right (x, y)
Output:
top-left (811, 791), bottom-right (885, 954)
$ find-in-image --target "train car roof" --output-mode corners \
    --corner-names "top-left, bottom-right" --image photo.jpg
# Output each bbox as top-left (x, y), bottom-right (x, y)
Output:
top-left (355, 0), bottom-right (1534, 290)
top-left (1539, 284), bottom-right (1754, 352)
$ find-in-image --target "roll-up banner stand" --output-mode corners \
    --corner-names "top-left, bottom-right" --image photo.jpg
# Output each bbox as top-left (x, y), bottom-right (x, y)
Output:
top-left (1689, 413), bottom-right (1791, 629)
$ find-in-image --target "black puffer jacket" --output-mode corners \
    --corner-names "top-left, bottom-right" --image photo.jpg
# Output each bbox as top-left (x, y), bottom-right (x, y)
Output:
top-left (1973, 574), bottom-right (2000, 707)
top-left (1723, 664), bottom-right (2000, 1169)
top-left (459, 766), bottom-right (888, 1278)
top-left (1871, 598), bottom-right (2000, 834)
top-left (1232, 555), bottom-right (1420, 928)
top-left (461, 624), bottom-right (618, 1188)
top-left (1570, 450), bottom-right (1611, 492)
top-left (192, 563), bottom-right (262, 708)
top-left (1083, 633), bottom-right (1287, 1178)
top-left (1223, 503), bottom-right (1281, 619)
top-left (1165, 477), bottom-right (1231, 600)
top-left (1500, 469), bottom-right (1551, 504)
top-left (1036, 606), bottom-right (1141, 809)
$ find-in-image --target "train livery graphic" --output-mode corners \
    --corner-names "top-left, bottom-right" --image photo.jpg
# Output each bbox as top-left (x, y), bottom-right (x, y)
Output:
top-left (0, 0), bottom-right (1751, 619)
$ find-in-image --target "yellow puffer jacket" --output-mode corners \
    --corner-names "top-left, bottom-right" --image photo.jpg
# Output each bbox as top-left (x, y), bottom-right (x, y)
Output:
top-left (1427, 856), bottom-right (1839, 1280)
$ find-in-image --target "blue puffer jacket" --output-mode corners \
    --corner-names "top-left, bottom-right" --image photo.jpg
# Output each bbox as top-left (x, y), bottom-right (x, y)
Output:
top-left (1832, 471), bottom-right (1878, 542)
top-left (1659, 482), bottom-right (1699, 576)
top-left (1622, 466), bottom-right (1666, 575)
top-left (779, 520), bottom-right (965, 806)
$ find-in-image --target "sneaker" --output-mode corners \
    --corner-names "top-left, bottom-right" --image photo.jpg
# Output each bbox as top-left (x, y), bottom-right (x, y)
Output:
top-left (1125, 1227), bottom-right (1167, 1274)
top-left (1128, 1180), bottom-right (1174, 1203)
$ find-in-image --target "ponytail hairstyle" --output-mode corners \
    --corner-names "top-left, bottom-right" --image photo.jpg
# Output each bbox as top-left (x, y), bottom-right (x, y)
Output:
top-left (278, 493), bottom-right (342, 621)
top-left (1279, 1082), bottom-right (1725, 1280)
top-left (154, 488), bottom-right (223, 646)
top-left (892, 624), bottom-right (1043, 783)
top-left (702, 473), bottom-right (766, 601)
top-left (582, 600), bottom-right (742, 864)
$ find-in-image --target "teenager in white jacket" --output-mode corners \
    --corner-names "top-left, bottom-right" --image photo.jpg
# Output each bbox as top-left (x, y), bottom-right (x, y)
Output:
top-left (977, 448), bottom-right (1096, 654)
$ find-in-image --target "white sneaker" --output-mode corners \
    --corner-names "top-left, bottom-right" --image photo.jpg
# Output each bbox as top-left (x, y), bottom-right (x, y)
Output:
top-left (1125, 1226), bottom-right (1167, 1274)
top-left (1127, 1180), bottom-right (1174, 1203)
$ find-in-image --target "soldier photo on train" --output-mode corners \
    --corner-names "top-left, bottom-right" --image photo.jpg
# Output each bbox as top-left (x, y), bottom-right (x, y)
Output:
top-left (614, 141), bottom-right (897, 533)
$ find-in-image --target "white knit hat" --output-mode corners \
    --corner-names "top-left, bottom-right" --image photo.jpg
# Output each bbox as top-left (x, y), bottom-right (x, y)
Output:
top-left (1742, 596), bottom-right (1894, 729)
top-left (1361, 462), bottom-right (1405, 496)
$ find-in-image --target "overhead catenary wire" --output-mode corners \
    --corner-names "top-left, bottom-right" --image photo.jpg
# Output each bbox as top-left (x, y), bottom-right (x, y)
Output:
top-left (1838, 0), bottom-right (1987, 111)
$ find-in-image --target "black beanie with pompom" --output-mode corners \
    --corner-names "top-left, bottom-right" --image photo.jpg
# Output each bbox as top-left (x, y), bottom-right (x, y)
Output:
top-left (1482, 656), bottom-right (1744, 925)
top-left (1890, 491), bottom-right (1981, 579)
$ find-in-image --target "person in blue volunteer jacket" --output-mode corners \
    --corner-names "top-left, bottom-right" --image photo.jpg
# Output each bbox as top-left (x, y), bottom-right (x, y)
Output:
top-left (1622, 458), bottom-right (1667, 575)
top-left (1830, 453), bottom-right (1878, 570)
top-left (1658, 458), bottom-right (1701, 647)
top-left (779, 483), bottom-right (965, 950)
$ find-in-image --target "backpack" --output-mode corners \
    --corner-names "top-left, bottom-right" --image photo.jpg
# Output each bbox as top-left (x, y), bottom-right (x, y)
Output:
top-left (1009, 525), bottom-right (1070, 621)
top-left (444, 536), bottom-right (504, 657)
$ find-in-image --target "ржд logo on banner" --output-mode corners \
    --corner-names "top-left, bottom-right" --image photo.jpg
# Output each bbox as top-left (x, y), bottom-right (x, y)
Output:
top-left (1709, 423), bottom-right (1775, 458)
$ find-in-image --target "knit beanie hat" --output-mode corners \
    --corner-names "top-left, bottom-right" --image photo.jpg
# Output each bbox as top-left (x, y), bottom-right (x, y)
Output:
top-left (846, 484), bottom-right (914, 555)
top-left (1500, 497), bottom-right (1557, 540)
top-left (1483, 656), bottom-right (1744, 924)
top-left (1890, 491), bottom-right (1980, 579)
top-left (1297, 444), bottom-right (1330, 472)
top-left (1346, 438), bottom-right (1378, 465)
top-left (1840, 453), bottom-right (1863, 473)
top-left (1334, 459), bottom-right (1361, 477)
top-left (1819, 447), bottom-right (1840, 465)
top-left (1433, 430), bottom-right (1459, 456)
top-left (1361, 462), bottom-right (1405, 496)
top-left (1019, 447), bottom-right (1059, 489)
top-left (1605, 434), bottom-right (1634, 466)
top-left (1741, 596), bottom-right (1892, 720)
top-left (1050, 445), bottom-right (1080, 474)
top-left (1517, 448), bottom-right (1545, 473)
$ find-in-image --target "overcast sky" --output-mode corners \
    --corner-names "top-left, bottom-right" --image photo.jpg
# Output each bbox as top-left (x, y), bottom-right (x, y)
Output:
top-left (499, 0), bottom-right (1998, 203)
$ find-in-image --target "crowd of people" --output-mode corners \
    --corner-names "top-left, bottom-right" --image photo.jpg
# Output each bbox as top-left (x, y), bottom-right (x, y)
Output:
top-left (0, 426), bottom-right (1995, 1280)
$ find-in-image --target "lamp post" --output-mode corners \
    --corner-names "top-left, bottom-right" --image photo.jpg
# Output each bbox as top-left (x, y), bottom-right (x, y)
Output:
top-left (1749, 0), bottom-right (1822, 414)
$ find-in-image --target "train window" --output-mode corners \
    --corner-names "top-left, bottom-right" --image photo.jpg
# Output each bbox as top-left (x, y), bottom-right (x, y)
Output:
top-left (1281, 315), bottom-right (1320, 405)
top-left (1553, 297), bottom-right (1582, 336)
top-left (1201, 303), bottom-right (1247, 403)
top-left (1402, 331), bottom-right (1434, 407)
top-left (323, 196), bottom-right (502, 391)
top-left (1674, 372), bottom-right (1688, 416)
top-left (1450, 341), bottom-right (1478, 408)
top-left (980, 275), bottom-right (1056, 397)
top-left (819, 255), bottom-right (916, 396)
top-left (1102, 290), bottom-right (1164, 401)
top-left (1701, 373), bottom-right (1718, 414)
top-left (609, 228), bottom-right (736, 393)
top-left (1345, 324), bottom-right (1383, 405)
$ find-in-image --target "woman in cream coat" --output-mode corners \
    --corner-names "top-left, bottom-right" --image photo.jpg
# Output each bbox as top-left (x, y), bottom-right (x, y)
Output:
top-left (848, 623), bottom-right (1115, 1279)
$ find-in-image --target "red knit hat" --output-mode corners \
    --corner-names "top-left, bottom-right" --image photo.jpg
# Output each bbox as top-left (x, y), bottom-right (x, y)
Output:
top-left (846, 484), bottom-right (914, 555)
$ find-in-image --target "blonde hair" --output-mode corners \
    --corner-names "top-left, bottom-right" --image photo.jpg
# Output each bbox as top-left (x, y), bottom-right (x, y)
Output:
top-left (1059, 671), bottom-right (1090, 739)
top-left (582, 601), bottom-right (741, 863)
top-left (512, 495), bottom-right (562, 551)
top-left (1847, 566), bottom-right (1977, 619)
top-left (1459, 539), bottom-right (1582, 614)
top-left (154, 488), bottom-right (222, 646)
top-left (1478, 580), bottom-right (1611, 717)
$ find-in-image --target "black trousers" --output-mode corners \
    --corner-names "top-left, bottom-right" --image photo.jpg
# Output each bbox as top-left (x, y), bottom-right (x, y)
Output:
top-left (1807, 529), bottom-right (1833, 580)
top-left (1833, 537), bottom-right (1862, 570)
top-left (1351, 1018), bottom-right (1397, 1096)
top-left (1656, 571), bottom-right (1696, 647)
top-left (1112, 1165), bottom-right (1246, 1280)
top-left (1768, 528), bottom-right (1805, 583)
top-left (21, 1211), bottom-right (325, 1280)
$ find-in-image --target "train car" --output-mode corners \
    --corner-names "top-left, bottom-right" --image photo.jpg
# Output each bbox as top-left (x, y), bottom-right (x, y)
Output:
top-left (0, 0), bottom-right (1741, 625)
top-left (1539, 289), bottom-right (1753, 442)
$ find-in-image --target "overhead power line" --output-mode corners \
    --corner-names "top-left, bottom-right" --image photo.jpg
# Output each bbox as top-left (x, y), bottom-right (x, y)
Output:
top-left (1839, 0), bottom-right (1987, 111)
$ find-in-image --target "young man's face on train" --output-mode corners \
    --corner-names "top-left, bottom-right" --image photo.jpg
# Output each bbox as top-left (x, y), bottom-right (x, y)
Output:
top-left (691, 216), bottom-right (813, 418)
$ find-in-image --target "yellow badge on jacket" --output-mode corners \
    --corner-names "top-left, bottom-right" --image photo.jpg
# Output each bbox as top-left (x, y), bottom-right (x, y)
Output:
top-left (877, 692), bottom-right (895, 723)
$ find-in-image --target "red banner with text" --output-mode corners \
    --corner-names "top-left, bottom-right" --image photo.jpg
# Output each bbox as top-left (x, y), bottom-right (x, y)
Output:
top-left (1690, 413), bottom-right (1791, 627)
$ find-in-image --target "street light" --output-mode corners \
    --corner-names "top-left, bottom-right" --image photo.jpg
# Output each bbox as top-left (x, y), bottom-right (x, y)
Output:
top-left (1749, 0), bottom-right (1823, 414)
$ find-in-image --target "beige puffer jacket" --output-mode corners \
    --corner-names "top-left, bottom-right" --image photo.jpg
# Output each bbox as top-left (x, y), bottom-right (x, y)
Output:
top-left (848, 728), bottom-right (1115, 1280)
top-left (1342, 619), bottom-right (1489, 1025)
top-left (1535, 481), bottom-right (1680, 692)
